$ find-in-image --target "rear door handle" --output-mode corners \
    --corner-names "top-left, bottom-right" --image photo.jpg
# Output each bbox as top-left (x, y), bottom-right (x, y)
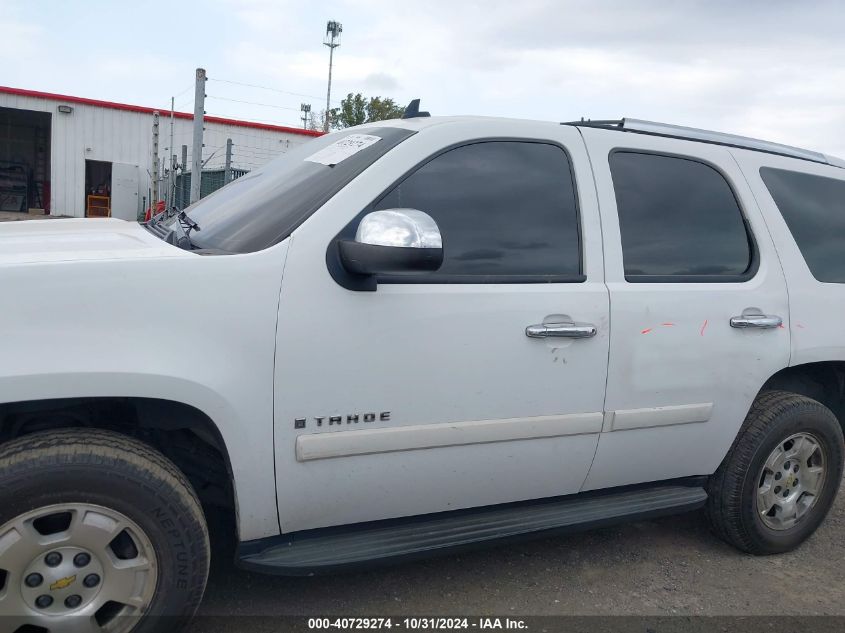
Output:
top-left (525, 321), bottom-right (597, 339)
top-left (730, 310), bottom-right (782, 329)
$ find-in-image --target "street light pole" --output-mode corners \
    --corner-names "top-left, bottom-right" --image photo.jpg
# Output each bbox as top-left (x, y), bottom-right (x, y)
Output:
top-left (323, 20), bottom-right (342, 132)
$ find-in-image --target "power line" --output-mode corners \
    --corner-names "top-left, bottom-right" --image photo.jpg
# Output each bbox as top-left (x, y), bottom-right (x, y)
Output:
top-left (174, 97), bottom-right (194, 111)
top-left (206, 95), bottom-right (301, 112)
top-left (204, 111), bottom-right (302, 128)
top-left (173, 84), bottom-right (193, 99)
top-left (169, 84), bottom-right (196, 111)
top-left (231, 148), bottom-right (283, 155)
top-left (208, 77), bottom-right (340, 106)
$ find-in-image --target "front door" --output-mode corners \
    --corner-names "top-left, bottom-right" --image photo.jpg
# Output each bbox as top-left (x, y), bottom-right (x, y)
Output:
top-left (273, 123), bottom-right (610, 533)
top-left (580, 128), bottom-right (790, 490)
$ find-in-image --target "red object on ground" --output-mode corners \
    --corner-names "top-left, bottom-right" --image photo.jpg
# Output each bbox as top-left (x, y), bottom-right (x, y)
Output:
top-left (144, 200), bottom-right (166, 222)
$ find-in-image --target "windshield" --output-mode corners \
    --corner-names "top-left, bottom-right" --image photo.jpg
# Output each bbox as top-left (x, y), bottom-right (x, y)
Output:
top-left (164, 126), bottom-right (415, 254)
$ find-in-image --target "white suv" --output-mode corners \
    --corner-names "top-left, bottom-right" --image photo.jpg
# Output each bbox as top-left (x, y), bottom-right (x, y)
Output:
top-left (1, 109), bottom-right (844, 632)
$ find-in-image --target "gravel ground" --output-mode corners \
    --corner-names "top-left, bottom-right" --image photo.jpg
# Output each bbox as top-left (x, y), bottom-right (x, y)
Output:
top-left (0, 211), bottom-right (57, 221)
top-left (195, 480), bottom-right (844, 625)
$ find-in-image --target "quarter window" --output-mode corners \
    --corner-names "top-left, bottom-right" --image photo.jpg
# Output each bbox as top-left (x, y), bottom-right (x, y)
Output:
top-left (609, 152), bottom-right (754, 281)
top-left (760, 167), bottom-right (845, 283)
top-left (374, 141), bottom-right (582, 281)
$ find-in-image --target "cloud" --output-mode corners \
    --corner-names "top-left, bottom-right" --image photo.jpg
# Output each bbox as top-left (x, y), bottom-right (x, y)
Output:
top-left (339, 0), bottom-right (845, 155)
top-left (5, 0), bottom-right (845, 156)
top-left (218, 0), bottom-right (302, 34)
top-left (285, 52), bottom-right (388, 82)
top-left (0, 1), bottom-right (45, 79)
top-left (0, 1), bottom-right (41, 51)
top-left (364, 72), bottom-right (399, 92)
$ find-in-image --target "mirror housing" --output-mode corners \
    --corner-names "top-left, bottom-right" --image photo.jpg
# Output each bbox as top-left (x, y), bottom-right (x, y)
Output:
top-left (339, 209), bottom-right (443, 276)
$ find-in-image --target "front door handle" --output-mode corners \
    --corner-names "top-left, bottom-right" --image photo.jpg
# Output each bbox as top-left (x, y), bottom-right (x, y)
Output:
top-left (730, 310), bottom-right (783, 329)
top-left (525, 321), bottom-right (597, 339)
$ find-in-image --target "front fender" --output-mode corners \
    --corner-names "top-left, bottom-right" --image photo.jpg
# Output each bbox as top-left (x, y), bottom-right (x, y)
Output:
top-left (0, 240), bottom-right (290, 541)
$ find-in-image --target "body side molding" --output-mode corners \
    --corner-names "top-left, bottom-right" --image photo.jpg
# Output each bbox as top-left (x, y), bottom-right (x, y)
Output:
top-left (610, 403), bottom-right (713, 432)
top-left (295, 404), bottom-right (714, 462)
top-left (295, 412), bottom-right (604, 462)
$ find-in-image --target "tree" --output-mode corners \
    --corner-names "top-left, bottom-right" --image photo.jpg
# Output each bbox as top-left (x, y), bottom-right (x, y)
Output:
top-left (333, 93), bottom-right (367, 128)
top-left (365, 96), bottom-right (405, 123)
top-left (308, 109), bottom-right (328, 132)
top-left (330, 93), bottom-right (405, 129)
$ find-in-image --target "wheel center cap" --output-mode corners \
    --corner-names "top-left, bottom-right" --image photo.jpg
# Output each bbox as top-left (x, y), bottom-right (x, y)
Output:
top-left (21, 545), bottom-right (105, 615)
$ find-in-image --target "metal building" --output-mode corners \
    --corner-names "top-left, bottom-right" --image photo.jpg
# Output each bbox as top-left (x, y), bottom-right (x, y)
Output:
top-left (0, 86), bottom-right (322, 220)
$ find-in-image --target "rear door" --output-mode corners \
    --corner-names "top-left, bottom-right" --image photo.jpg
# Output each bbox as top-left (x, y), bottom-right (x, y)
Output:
top-left (579, 128), bottom-right (790, 490)
top-left (732, 150), bottom-right (845, 370)
top-left (273, 122), bottom-right (610, 533)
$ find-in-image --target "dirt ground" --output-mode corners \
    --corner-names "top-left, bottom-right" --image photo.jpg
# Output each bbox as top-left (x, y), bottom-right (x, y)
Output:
top-left (195, 480), bottom-right (843, 626)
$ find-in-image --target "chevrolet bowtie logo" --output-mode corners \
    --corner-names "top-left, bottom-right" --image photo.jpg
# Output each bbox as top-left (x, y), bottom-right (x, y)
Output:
top-left (50, 575), bottom-right (76, 591)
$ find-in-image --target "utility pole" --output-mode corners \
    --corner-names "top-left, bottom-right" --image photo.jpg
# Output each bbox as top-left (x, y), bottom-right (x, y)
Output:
top-left (180, 145), bottom-right (188, 210)
top-left (151, 111), bottom-right (160, 212)
top-left (190, 68), bottom-right (206, 203)
top-left (301, 103), bottom-right (311, 129)
top-left (323, 21), bottom-right (342, 132)
top-left (169, 96), bottom-right (175, 211)
top-left (171, 154), bottom-right (177, 213)
top-left (224, 138), bottom-right (233, 185)
top-left (160, 157), bottom-right (166, 207)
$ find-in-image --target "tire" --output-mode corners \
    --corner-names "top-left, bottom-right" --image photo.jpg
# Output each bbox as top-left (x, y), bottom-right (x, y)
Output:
top-left (0, 428), bottom-right (210, 633)
top-left (707, 390), bottom-right (844, 554)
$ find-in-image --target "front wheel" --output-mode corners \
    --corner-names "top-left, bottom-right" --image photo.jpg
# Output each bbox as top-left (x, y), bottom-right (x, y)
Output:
top-left (0, 429), bottom-right (210, 633)
top-left (707, 390), bottom-right (844, 554)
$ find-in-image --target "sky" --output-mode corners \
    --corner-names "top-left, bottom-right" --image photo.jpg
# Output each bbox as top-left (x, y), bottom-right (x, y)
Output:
top-left (4, 0), bottom-right (845, 156)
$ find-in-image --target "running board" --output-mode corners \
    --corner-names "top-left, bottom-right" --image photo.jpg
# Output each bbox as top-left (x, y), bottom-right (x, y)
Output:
top-left (237, 485), bottom-right (707, 575)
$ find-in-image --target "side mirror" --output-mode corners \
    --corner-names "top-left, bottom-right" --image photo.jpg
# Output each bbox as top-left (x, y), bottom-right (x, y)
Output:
top-left (339, 209), bottom-right (443, 276)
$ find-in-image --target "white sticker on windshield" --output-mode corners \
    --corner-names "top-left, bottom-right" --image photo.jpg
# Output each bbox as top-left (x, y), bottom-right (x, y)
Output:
top-left (304, 133), bottom-right (382, 166)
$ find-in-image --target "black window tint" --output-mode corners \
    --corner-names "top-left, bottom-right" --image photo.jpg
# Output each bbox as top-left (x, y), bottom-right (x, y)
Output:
top-left (609, 152), bottom-right (753, 280)
top-left (760, 167), bottom-right (845, 283)
top-left (375, 141), bottom-right (581, 279)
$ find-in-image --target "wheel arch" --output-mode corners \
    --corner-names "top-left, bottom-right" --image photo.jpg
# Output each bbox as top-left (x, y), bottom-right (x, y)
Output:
top-left (0, 395), bottom-right (239, 530)
top-left (759, 360), bottom-right (845, 434)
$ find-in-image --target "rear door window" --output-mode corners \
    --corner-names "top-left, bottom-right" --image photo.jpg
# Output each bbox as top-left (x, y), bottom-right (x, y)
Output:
top-left (609, 152), bottom-right (754, 282)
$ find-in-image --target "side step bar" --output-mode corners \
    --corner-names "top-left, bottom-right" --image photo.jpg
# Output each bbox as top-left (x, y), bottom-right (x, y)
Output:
top-left (238, 485), bottom-right (707, 575)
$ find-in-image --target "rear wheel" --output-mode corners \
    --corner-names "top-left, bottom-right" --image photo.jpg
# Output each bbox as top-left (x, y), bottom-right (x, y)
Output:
top-left (707, 391), bottom-right (844, 554)
top-left (0, 429), bottom-right (209, 632)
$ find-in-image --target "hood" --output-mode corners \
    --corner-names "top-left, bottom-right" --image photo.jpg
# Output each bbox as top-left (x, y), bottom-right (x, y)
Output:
top-left (0, 218), bottom-right (194, 265)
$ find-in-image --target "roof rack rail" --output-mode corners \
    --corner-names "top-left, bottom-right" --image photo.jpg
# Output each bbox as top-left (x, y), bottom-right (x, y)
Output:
top-left (563, 117), bottom-right (845, 168)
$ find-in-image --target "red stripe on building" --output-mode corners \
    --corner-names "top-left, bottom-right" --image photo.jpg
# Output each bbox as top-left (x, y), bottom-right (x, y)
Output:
top-left (0, 85), bottom-right (324, 137)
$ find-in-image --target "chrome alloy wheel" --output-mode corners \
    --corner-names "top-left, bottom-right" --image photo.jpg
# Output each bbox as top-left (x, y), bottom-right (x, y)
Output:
top-left (0, 503), bottom-right (158, 632)
top-left (757, 432), bottom-right (827, 531)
